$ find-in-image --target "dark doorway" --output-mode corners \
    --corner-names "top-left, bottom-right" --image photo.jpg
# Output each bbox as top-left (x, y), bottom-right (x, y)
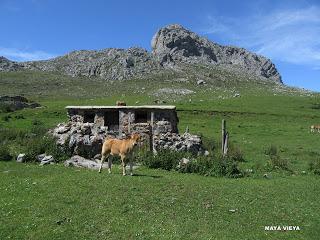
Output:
top-left (83, 112), bottom-right (95, 123)
top-left (104, 111), bottom-right (119, 131)
top-left (135, 111), bottom-right (148, 123)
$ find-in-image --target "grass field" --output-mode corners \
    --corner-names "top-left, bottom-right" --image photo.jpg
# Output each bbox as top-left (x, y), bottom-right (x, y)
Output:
top-left (1, 70), bottom-right (320, 239)
top-left (1, 162), bottom-right (319, 240)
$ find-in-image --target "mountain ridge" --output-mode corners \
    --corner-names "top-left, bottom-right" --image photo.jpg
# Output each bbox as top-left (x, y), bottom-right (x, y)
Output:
top-left (0, 24), bottom-right (282, 84)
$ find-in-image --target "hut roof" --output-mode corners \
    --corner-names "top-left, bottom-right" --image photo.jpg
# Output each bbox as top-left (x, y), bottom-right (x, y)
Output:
top-left (65, 105), bottom-right (176, 110)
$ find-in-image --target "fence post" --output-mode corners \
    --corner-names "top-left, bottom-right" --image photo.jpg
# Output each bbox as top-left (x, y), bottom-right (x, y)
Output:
top-left (150, 111), bottom-right (155, 153)
top-left (222, 119), bottom-right (226, 153)
top-left (223, 132), bottom-right (228, 156)
top-left (222, 119), bottom-right (229, 157)
top-left (128, 112), bottom-right (131, 134)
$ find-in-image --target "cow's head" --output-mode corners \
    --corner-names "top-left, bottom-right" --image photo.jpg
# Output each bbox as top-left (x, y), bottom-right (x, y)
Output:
top-left (130, 133), bottom-right (140, 146)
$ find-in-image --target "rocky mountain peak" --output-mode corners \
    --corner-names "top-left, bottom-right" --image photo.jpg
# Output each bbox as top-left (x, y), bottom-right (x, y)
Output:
top-left (0, 24), bottom-right (282, 84)
top-left (151, 24), bottom-right (282, 83)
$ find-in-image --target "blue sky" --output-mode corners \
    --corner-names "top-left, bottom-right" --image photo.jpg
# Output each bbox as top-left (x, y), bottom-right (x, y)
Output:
top-left (0, 0), bottom-right (319, 91)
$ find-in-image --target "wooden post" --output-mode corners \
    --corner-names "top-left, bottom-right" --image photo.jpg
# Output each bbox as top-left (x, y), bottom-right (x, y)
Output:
top-left (118, 111), bottom-right (122, 138)
top-left (221, 119), bottom-right (226, 153)
top-left (223, 132), bottom-right (228, 156)
top-left (149, 111), bottom-right (155, 153)
top-left (128, 112), bottom-right (131, 134)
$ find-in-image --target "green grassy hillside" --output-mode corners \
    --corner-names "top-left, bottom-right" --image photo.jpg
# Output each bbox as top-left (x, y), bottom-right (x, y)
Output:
top-left (0, 70), bottom-right (320, 239)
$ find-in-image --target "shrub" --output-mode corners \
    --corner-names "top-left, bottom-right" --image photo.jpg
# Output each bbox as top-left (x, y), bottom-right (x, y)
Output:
top-left (309, 158), bottom-right (320, 175)
top-left (0, 103), bottom-right (13, 113)
top-left (23, 135), bottom-right (71, 162)
top-left (264, 145), bottom-right (291, 171)
top-left (201, 136), bottom-right (217, 152)
top-left (14, 114), bottom-right (25, 119)
top-left (142, 150), bottom-right (189, 171)
top-left (0, 144), bottom-right (13, 161)
top-left (268, 155), bottom-right (290, 171)
top-left (24, 136), bottom-right (49, 162)
top-left (0, 128), bottom-right (26, 144)
top-left (228, 147), bottom-right (245, 162)
top-left (142, 149), bottom-right (242, 178)
top-left (2, 115), bottom-right (11, 122)
top-left (44, 136), bottom-right (72, 162)
top-left (182, 155), bottom-right (242, 177)
top-left (265, 145), bottom-right (278, 156)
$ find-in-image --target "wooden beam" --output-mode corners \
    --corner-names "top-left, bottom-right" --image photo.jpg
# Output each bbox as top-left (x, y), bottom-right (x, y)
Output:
top-left (222, 119), bottom-right (226, 153)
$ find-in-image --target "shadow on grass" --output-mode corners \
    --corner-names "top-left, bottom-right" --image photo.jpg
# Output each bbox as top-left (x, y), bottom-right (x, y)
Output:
top-left (132, 173), bottom-right (163, 178)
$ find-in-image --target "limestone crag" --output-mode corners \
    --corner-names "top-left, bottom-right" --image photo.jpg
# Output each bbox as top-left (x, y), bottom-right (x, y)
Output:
top-left (151, 24), bottom-right (281, 82)
top-left (0, 24), bottom-right (282, 83)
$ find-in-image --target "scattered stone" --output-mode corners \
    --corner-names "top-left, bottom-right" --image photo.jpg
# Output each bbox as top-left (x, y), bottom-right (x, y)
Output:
top-left (154, 99), bottom-right (166, 104)
top-left (229, 209), bottom-right (237, 213)
top-left (37, 154), bottom-right (54, 165)
top-left (180, 158), bottom-right (190, 165)
top-left (64, 155), bottom-right (106, 170)
top-left (204, 150), bottom-right (210, 156)
top-left (154, 88), bottom-right (194, 97)
top-left (263, 173), bottom-right (271, 179)
top-left (197, 80), bottom-right (206, 85)
top-left (16, 153), bottom-right (26, 163)
top-left (233, 93), bottom-right (241, 98)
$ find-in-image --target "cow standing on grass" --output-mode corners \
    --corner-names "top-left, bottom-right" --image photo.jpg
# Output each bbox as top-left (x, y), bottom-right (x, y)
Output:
top-left (310, 125), bottom-right (320, 133)
top-left (99, 133), bottom-right (140, 176)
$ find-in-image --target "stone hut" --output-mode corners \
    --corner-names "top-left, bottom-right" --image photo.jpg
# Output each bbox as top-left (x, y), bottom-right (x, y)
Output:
top-left (65, 105), bottom-right (179, 136)
top-left (52, 105), bottom-right (203, 158)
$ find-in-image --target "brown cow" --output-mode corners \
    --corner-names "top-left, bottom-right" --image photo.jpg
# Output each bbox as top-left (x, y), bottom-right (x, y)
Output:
top-left (99, 133), bottom-right (140, 175)
top-left (311, 125), bottom-right (320, 133)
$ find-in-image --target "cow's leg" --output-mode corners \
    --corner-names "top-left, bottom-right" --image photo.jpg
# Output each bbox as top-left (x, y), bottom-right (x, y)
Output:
top-left (99, 154), bottom-right (106, 173)
top-left (129, 159), bottom-right (133, 176)
top-left (120, 154), bottom-right (126, 176)
top-left (108, 155), bottom-right (112, 174)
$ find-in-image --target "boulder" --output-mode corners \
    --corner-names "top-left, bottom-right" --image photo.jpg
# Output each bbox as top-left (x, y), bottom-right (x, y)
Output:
top-left (197, 80), bottom-right (206, 85)
top-left (64, 155), bottom-right (107, 170)
top-left (37, 154), bottom-right (55, 165)
top-left (16, 153), bottom-right (26, 163)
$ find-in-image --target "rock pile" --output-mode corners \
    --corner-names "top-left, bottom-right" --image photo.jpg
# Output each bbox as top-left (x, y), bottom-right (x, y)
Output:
top-left (51, 121), bottom-right (205, 157)
top-left (51, 122), bottom-right (110, 158)
top-left (153, 132), bottom-right (203, 155)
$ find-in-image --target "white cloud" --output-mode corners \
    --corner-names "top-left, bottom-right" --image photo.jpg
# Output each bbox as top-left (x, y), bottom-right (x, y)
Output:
top-left (0, 47), bottom-right (55, 61)
top-left (202, 6), bottom-right (320, 68)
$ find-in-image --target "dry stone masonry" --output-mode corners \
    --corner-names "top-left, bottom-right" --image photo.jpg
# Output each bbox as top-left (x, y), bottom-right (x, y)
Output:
top-left (51, 105), bottom-right (204, 158)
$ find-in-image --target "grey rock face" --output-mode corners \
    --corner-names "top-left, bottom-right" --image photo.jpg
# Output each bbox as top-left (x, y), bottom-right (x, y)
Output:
top-left (0, 57), bottom-right (21, 72)
top-left (151, 24), bottom-right (282, 83)
top-left (0, 24), bottom-right (282, 83)
top-left (22, 47), bottom-right (162, 81)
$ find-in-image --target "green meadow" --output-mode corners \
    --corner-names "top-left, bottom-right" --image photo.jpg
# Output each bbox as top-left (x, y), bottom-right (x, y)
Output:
top-left (1, 70), bottom-right (320, 239)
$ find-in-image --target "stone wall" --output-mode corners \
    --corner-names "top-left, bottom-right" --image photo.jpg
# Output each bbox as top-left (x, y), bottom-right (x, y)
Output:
top-left (51, 107), bottom-right (203, 158)
top-left (51, 118), bottom-right (204, 158)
